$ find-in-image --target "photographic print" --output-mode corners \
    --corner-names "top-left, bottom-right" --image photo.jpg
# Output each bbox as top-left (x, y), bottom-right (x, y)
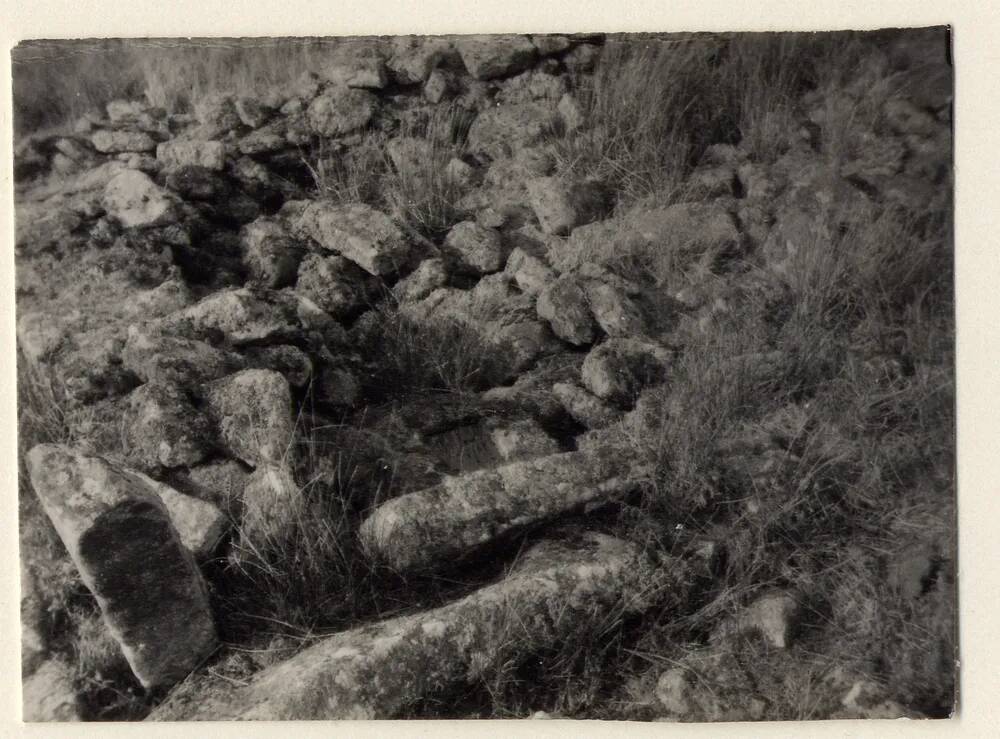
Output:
top-left (12, 29), bottom-right (955, 722)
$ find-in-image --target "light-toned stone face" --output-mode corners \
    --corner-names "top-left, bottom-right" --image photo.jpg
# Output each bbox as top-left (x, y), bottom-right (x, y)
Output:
top-left (102, 169), bottom-right (178, 228)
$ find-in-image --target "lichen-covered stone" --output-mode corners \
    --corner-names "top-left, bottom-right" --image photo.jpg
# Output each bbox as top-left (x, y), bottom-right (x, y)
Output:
top-left (122, 324), bottom-right (243, 386)
top-left (456, 34), bottom-right (537, 80)
top-left (582, 278), bottom-right (647, 338)
top-left (123, 382), bottom-right (214, 470)
top-left (360, 448), bottom-right (645, 571)
top-left (150, 532), bottom-right (670, 720)
top-left (295, 252), bottom-right (375, 318)
top-left (205, 369), bottom-right (295, 468)
top-left (295, 201), bottom-right (412, 276)
top-left (307, 88), bottom-right (378, 137)
top-left (240, 464), bottom-right (301, 545)
top-left (156, 140), bottom-right (226, 171)
top-left (536, 274), bottom-right (597, 346)
top-left (580, 338), bottom-right (672, 405)
top-left (526, 177), bottom-right (611, 236)
top-left (22, 659), bottom-right (81, 722)
top-left (102, 170), bottom-right (179, 229)
top-left (392, 258), bottom-right (448, 303)
top-left (241, 218), bottom-right (305, 288)
top-left (25, 444), bottom-right (218, 689)
top-left (505, 247), bottom-right (556, 296)
top-left (552, 381), bottom-right (621, 429)
top-left (442, 221), bottom-right (507, 274)
top-left (128, 469), bottom-right (230, 559)
top-left (91, 129), bottom-right (157, 154)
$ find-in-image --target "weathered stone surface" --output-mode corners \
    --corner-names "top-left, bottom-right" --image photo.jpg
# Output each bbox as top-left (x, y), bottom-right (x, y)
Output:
top-left (25, 444), bottom-right (218, 689)
top-left (22, 659), bottom-right (81, 722)
top-left (240, 464), bottom-right (301, 544)
top-left (154, 288), bottom-right (345, 348)
top-left (466, 102), bottom-right (556, 160)
top-left (123, 382), bottom-right (213, 470)
top-left (243, 344), bottom-right (314, 388)
top-left (581, 338), bottom-right (672, 405)
top-left (194, 93), bottom-right (241, 137)
top-left (129, 470), bottom-right (230, 559)
top-left (172, 459), bottom-right (251, 511)
top-left (392, 258), bottom-right (448, 303)
top-left (711, 591), bottom-right (801, 649)
top-left (122, 324), bottom-right (243, 386)
top-left (234, 96), bottom-right (272, 128)
top-left (536, 274), bottom-right (597, 345)
top-left (360, 448), bottom-right (644, 571)
top-left (583, 277), bottom-right (647, 338)
top-left (388, 37), bottom-right (453, 84)
top-left (295, 201), bottom-right (411, 276)
top-left (490, 418), bottom-right (560, 461)
top-left (442, 221), bottom-right (507, 274)
top-left (163, 164), bottom-right (229, 200)
top-left (91, 129), bottom-right (157, 154)
top-left (526, 177), bottom-right (611, 236)
top-left (102, 170), bottom-right (179, 229)
top-left (156, 140), bottom-right (226, 171)
top-left (205, 369), bottom-right (294, 468)
top-left (295, 253), bottom-right (375, 318)
top-left (553, 381), bottom-right (621, 429)
top-left (532, 34), bottom-right (572, 56)
top-left (150, 532), bottom-right (668, 720)
top-left (307, 88), bottom-right (378, 137)
top-left (456, 34), bottom-right (537, 80)
top-left (505, 246), bottom-right (556, 296)
top-left (241, 218), bottom-right (305, 289)
top-left (325, 45), bottom-right (389, 89)
top-left (423, 68), bottom-right (454, 103)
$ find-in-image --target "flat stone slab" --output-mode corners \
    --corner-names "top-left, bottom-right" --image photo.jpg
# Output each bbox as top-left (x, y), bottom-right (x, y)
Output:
top-left (360, 448), bottom-right (646, 571)
top-left (149, 532), bottom-right (668, 720)
top-left (26, 444), bottom-right (218, 689)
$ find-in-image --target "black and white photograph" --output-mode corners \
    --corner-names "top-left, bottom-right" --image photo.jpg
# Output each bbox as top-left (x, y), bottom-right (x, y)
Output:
top-left (10, 25), bottom-right (957, 724)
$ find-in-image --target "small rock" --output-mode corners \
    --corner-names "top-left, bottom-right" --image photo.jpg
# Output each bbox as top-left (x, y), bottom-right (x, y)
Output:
top-left (713, 591), bottom-right (800, 649)
top-left (295, 201), bottom-right (412, 276)
top-left (295, 253), bottom-right (375, 318)
top-left (307, 88), bottom-right (378, 137)
top-left (123, 382), bottom-right (214, 470)
top-left (129, 469), bottom-right (229, 559)
top-left (102, 170), bottom-right (179, 228)
top-left (581, 338), bottom-right (672, 405)
top-left (22, 660), bottom-right (81, 721)
top-left (205, 369), bottom-right (295, 468)
top-left (235, 96), bottom-right (271, 128)
top-left (442, 221), bottom-right (508, 274)
top-left (91, 129), bottom-right (157, 154)
top-left (656, 669), bottom-right (692, 716)
top-left (532, 34), bottom-right (572, 56)
top-left (423, 68), bottom-right (454, 103)
top-left (194, 93), bottom-right (241, 137)
top-left (243, 344), bottom-right (314, 388)
top-left (536, 274), bottom-right (597, 345)
top-left (156, 140), bottom-right (226, 171)
top-left (242, 218), bottom-right (305, 289)
top-left (526, 177), bottom-right (611, 236)
top-left (583, 278), bottom-right (647, 338)
top-left (456, 34), bottom-right (537, 80)
top-left (240, 464), bottom-right (301, 545)
top-left (557, 92), bottom-right (586, 132)
top-left (553, 381), bottom-right (621, 429)
top-left (393, 258), bottom-right (449, 303)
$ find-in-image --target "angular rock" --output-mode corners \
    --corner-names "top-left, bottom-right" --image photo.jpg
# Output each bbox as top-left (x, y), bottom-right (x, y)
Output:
top-left (307, 88), bottom-right (378, 137)
top-left (295, 201), bottom-right (412, 276)
top-left (205, 369), bottom-right (295, 468)
top-left (325, 45), bottom-right (389, 89)
top-left (164, 164), bottom-right (229, 201)
top-left (532, 34), bottom-right (572, 56)
top-left (466, 102), bottom-right (556, 160)
top-left (583, 278), bottom-right (647, 338)
top-left (243, 344), bottom-right (314, 388)
top-left (295, 252), bottom-right (375, 318)
top-left (156, 140), bottom-right (226, 171)
top-left (22, 660), bottom-right (81, 722)
top-left (392, 258), bottom-right (448, 302)
top-left (240, 464), bottom-right (301, 544)
top-left (150, 532), bottom-right (669, 720)
top-left (423, 68), bottom-right (454, 103)
top-left (536, 274), bottom-right (597, 345)
top-left (172, 459), bottom-right (251, 512)
top-left (129, 470), bottom-right (230, 559)
top-left (234, 96), bottom-right (271, 128)
top-left (123, 382), bottom-right (214, 470)
top-left (122, 324), bottom-right (243, 386)
top-left (90, 129), bottom-right (157, 154)
top-left (316, 365), bottom-right (362, 408)
top-left (526, 177), bottom-right (611, 236)
top-left (553, 381), bottom-right (621, 429)
top-left (102, 170), bottom-right (179, 229)
top-left (194, 93), bottom-right (241, 138)
top-left (456, 34), bottom-right (537, 80)
top-left (490, 418), bottom-right (560, 462)
top-left (711, 591), bottom-right (801, 649)
top-left (442, 221), bottom-right (507, 274)
top-left (106, 99), bottom-right (148, 123)
top-left (241, 218), bottom-right (305, 288)
top-left (25, 445), bottom-right (218, 689)
top-left (494, 320), bottom-right (563, 374)
top-left (581, 338), bottom-right (672, 405)
top-left (360, 448), bottom-right (644, 571)
top-left (505, 246), bottom-right (556, 296)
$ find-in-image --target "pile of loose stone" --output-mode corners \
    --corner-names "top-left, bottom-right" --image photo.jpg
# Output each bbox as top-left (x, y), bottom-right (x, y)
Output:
top-left (16, 30), bottom-right (951, 721)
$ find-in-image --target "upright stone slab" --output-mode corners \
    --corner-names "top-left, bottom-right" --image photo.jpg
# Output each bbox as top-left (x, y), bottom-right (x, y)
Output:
top-left (149, 532), bottom-right (673, 720)
top-left (25, 444), bottom-right (218, 689)
top-left (360, 448), bottom-right (647, 571)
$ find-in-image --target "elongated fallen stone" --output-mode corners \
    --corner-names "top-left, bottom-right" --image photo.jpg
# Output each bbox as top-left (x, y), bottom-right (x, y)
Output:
top-left (25, 444), bottom-right (218, 689)
top-left (149, 532), bottom-right (669, 720)
top-left (360, 448), bottom-right (646, 571)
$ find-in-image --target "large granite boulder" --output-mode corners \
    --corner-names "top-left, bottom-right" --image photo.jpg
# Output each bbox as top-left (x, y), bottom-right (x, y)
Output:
top-left (25, 445), bottom-right (218, 689)
top-left (150, 532), bottom-right (673, 720)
